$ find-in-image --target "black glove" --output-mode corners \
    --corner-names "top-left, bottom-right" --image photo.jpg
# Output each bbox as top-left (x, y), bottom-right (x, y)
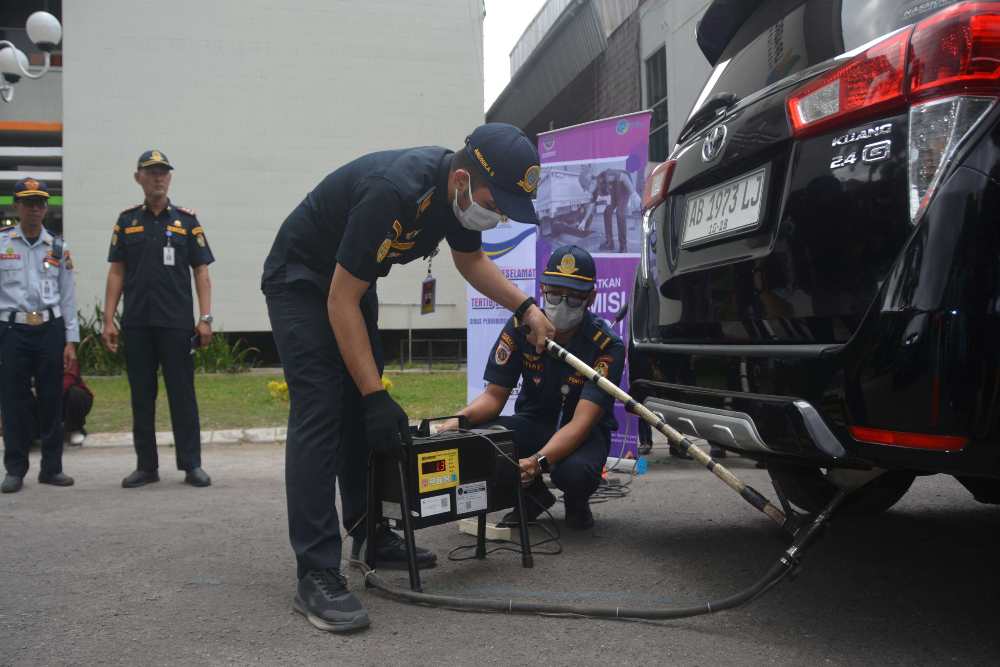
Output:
top-left (362, 390), bottom-right (411, 452)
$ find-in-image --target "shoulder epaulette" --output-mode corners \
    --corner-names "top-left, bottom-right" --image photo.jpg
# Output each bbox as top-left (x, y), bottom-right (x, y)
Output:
top-left (120, 203), bottom-right (142, 215)
top-left (588, 319), bottom-right (619, 352)
top-left (176, 206), bottom-right (198, 217)
top-left (0, 224), bottom-right (13, 234)
top-left (415, 187), bottom-right (435, 218)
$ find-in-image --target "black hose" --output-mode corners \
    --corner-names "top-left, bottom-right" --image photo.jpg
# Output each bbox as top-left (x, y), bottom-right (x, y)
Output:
top-left (361, 559), bottom-right (790, 620)
top-left (359, 488), bottom-right (850, 622)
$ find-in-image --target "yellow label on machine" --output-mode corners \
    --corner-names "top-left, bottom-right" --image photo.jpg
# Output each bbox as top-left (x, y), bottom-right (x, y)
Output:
top-left (417, 449), bottom-right (459, 494)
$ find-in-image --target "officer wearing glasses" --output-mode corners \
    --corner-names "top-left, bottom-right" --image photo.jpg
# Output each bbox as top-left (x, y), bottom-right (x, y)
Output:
top-left (444, 245), bottom-right (625, 530)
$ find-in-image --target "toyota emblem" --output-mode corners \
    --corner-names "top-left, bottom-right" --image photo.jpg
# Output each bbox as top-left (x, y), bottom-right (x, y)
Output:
top-left (701, 124), bottom-right (728, 162)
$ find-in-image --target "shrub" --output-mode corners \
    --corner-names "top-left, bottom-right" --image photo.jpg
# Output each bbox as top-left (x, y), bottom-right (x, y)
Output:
top-left (77, 305), bottom-right (258, 375)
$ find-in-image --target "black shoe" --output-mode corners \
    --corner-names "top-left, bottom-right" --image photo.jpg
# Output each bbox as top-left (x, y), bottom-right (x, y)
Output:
top-left (709, 446), bottom-right (727, 459)
top-left (669, 445), bottom-right (692, 460)
top-left (350, 525), bottom-right (437, 570)
top-left (293, 568), bottom-right (369, 633)
top-left (122, 469), bottom-right (160, 488)
top-left (498, 480), bottom-right (556, 526)
top-left (565, 499), bottom-right (594, 531)
top-left (1, 474), bottom-right (23, 493)
top-left (38, 472), bottom-right (74, 487)
top-left (184, 467), bottom-right (212, 487)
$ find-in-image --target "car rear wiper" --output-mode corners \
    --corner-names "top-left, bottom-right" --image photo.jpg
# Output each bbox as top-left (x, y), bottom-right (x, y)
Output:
top-left (677, 92), bottom-right (740, 145)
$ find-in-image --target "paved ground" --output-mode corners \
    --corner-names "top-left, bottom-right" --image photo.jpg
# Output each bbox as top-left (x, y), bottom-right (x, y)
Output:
top-left (2, 443), bottom-right (998, 666)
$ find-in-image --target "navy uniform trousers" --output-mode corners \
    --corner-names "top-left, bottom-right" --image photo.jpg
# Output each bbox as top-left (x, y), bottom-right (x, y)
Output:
top-left (0, 318), bottom-right (65, 478)
top-left (265, 281), bottom-right (381, 579)
top-left (482, 414), bottom-right (610, 503)
top-left (124, 327), bottom-right (202, 472)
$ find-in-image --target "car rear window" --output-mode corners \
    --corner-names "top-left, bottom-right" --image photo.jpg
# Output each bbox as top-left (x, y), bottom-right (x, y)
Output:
top-left (697, 0), bottom-right (964, 106)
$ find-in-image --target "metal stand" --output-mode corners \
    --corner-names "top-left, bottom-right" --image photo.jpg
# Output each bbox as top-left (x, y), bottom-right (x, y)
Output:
top-left (365, 440), bottom-right (534, 593)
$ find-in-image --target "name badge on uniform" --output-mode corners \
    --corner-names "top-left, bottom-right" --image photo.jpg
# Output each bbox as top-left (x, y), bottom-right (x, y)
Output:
top-left (41, 279), bottom-right (56, 301)
top-left (421, 274), bottom-right (436, 315)
top-left (163, 246), bottom-right (175, 266)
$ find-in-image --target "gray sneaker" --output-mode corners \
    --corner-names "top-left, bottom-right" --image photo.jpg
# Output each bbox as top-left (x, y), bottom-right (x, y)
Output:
top-left (293, 569), bottom-right (369, 633)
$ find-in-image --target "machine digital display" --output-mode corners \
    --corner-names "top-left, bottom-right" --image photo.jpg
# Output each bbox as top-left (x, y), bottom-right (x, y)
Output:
top-left (416, 449), bottom-right (460, 493)
top-left (421, 459), bottom-right (447, 475)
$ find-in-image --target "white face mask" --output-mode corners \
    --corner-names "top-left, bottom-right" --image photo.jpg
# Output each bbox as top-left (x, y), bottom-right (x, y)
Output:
top-left (453, 179), bottom-right (505, 231)
top-left (546, 300), bottom-right (586, 332)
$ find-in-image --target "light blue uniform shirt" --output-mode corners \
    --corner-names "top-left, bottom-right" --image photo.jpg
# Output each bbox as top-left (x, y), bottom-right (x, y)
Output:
top-left (0, 224), bottom-right (80, 342)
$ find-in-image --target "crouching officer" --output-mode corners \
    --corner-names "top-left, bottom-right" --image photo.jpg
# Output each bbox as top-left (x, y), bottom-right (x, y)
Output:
top-left (261, 123), bottom-right (555, 633)
top-left (443, 245), bottom-right (625, 529)
top-left (101, 150), bottom-right (215, 489)
top-left (1, 178), bottom-right (78, 493)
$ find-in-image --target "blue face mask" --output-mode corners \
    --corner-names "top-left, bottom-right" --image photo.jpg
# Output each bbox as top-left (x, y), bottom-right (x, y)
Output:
top-left (452, 180), bottom-right (505, 232)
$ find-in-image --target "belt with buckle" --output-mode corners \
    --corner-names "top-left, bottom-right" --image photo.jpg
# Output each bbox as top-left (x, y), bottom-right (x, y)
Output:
top-left (1, 306), bottom-right (61, 326)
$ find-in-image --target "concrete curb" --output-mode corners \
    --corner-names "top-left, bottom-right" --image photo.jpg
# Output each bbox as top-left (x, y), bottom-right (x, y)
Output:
top-left (0, 422), bottom-right (439, 450)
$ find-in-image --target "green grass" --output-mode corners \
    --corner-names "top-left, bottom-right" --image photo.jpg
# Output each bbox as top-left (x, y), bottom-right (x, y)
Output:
top-left (84, 370), bottom-right (467, 433)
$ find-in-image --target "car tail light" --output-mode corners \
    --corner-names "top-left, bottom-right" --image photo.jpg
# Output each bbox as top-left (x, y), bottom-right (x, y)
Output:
top-left (850, 426), bottom-right (968, 451)
top-left (787, 2), bottom-right (1000, 222)
top-left (908, 2), bottom-right (1000, 98)
top-left (639, 160), bottom-right (675, 284)
top-left (788, 28), bottom-right (911, 135)
top-left (642, 159), bottom-right (676, 212)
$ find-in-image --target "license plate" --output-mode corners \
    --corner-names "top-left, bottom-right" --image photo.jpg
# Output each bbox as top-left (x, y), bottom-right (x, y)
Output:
top-left (681, 166), bottom-right (767, 247)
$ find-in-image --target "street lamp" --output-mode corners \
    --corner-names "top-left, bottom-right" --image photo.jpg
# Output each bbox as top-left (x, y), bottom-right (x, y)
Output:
top-left (0, 11), bottom-right (62, 103)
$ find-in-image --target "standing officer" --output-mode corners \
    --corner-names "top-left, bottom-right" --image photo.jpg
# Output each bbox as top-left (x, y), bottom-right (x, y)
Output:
top-left (101, 150), bottom-right (214, 489)
top-left (1, 178), bottom-right (78, 493)
top-left (262, 123), bottom-right (556, 633)
top-left (444, 245), bottom-right (625, 529)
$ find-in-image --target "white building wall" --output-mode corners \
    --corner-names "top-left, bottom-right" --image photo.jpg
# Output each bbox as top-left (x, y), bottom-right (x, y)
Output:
top-left (63, 0), bottom-right (484, 332)
top-left (639, 0), bottom-right (713, 151)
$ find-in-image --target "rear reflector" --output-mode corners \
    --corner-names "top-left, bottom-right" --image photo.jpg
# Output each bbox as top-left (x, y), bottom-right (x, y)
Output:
top-left (788, 28), bottom-right (911, 135)
top-left (850, 426), bottom-right (969, 451)
top-left (642, 159), bottom-right (676, 212)
top-left (908, 95), bottom-right (994, 220)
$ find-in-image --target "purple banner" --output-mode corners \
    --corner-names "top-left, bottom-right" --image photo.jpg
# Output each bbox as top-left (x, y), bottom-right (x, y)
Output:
top-left (535, 112), bottom-right (652, 457)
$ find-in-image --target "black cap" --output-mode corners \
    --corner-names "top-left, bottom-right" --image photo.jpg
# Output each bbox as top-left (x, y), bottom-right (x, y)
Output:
top-left (13, 177), bottom-right (49, 199)
top-left (464, 123), bottom-right (540, 224)
top-left (137, 149), bottom-right (173, 170)
top-left (540, 245), bottom-right (596, 291)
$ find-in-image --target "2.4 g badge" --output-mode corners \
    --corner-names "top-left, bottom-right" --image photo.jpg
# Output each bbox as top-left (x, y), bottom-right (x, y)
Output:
top-left (829, 122), bottom-right (893, 170)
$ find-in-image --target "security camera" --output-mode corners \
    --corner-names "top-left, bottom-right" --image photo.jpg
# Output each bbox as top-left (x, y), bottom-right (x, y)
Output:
top-left (26, 11), bottom-right (62, 52)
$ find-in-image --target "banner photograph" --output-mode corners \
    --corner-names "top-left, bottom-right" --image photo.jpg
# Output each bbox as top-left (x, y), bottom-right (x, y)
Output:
top-left (535, 111), bottom-right (652, 457)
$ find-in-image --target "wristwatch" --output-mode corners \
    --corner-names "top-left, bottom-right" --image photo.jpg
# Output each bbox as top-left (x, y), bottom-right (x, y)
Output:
top-left (514, 297), bottom-right (536, 322)
top-left (534, 454), bottom-right (551, 474)
top-left (199, 314), bottom-right (214, 325)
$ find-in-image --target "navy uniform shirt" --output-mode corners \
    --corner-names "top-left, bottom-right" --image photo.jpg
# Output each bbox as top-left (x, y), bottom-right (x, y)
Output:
top-left (484, 310), bottom-right (626, 431)
top-left (261, 147), bottom-right (481, 291)
top-left (107, 201), bottom-right (215, 329)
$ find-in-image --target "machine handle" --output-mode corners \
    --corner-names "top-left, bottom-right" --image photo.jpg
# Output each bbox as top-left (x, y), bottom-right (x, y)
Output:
top-left (417, 415), bottom-right (470, 437)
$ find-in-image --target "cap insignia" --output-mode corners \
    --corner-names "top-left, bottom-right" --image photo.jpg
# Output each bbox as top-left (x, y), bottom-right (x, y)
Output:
top-left (517, 165), bottom-right (541, 194)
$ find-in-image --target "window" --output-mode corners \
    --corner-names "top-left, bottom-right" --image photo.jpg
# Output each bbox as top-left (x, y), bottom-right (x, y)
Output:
top-left (645, 46), bottom-right (668, 162)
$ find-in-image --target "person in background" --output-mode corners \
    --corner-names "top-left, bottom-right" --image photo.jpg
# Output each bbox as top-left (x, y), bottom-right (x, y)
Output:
top-left (102, 150), bottom-right (215, 489)
top-left (62, 357), bottom-right (93, 446)
top-left (0, 178), bottom-right (78, 494)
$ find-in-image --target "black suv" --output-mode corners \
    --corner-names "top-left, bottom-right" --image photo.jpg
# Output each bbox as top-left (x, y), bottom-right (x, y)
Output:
top-left (630, 0), bottom-right (1000, 513)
